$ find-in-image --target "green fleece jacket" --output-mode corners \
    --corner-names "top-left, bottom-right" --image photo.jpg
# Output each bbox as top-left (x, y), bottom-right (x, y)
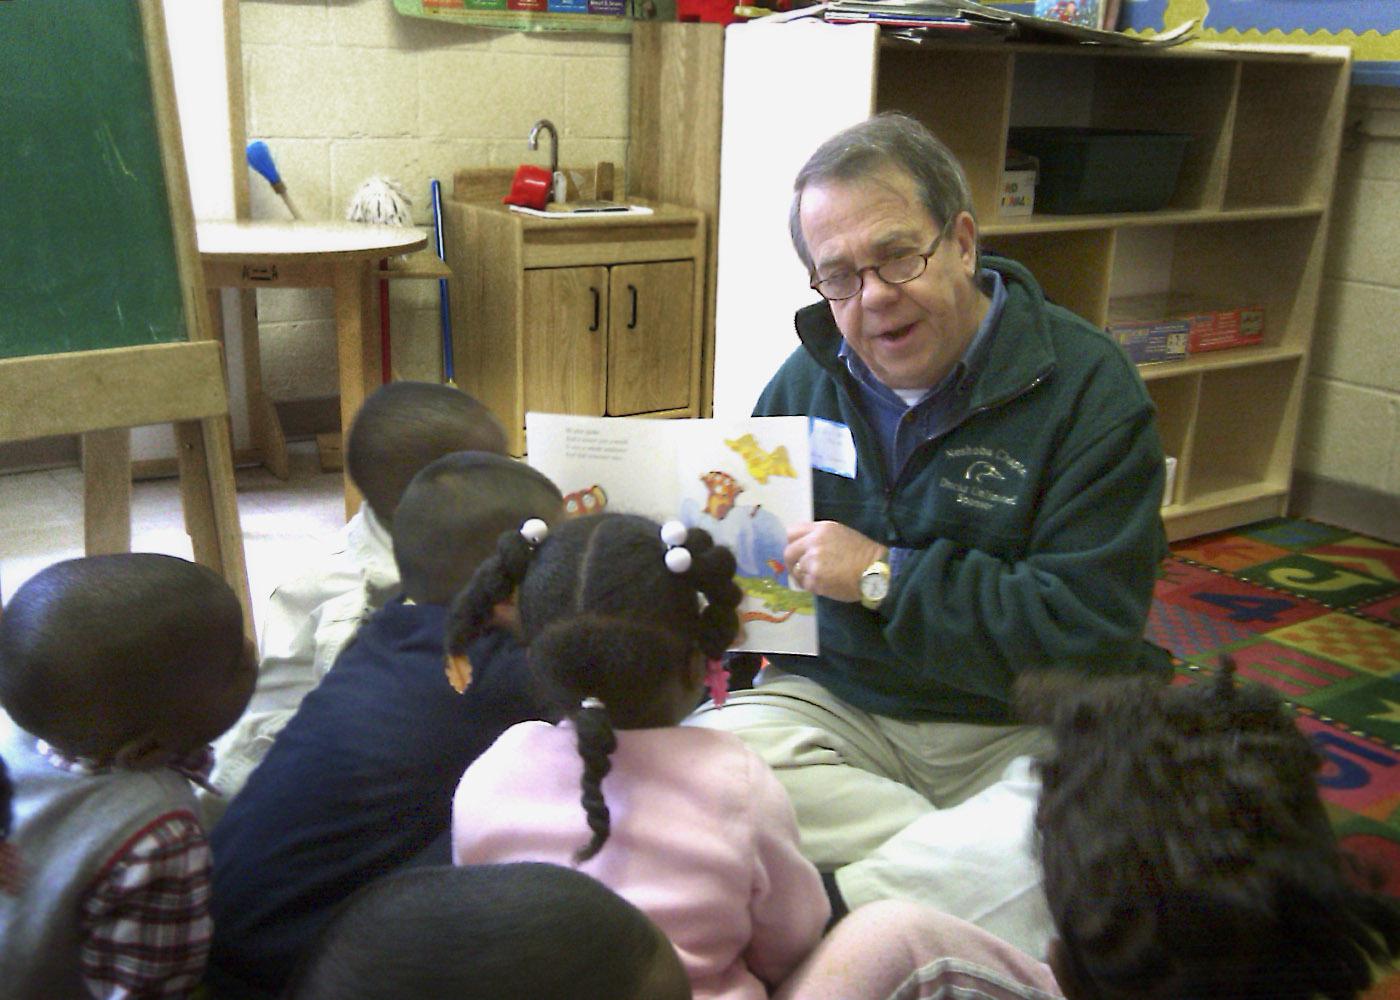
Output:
top-left (756, 255), bottom-right (1172, 723)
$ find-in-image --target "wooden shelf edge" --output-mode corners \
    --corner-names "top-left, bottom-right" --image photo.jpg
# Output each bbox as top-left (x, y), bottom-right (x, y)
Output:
top-left (879, 37), bottom-right (1350, 65)
top-left (1137, 345), bottom-right (1304, 381)
top-left (1162, 487), bottom-right (1290, 542)
top-left (982, 203), bottom-right (1325, 237)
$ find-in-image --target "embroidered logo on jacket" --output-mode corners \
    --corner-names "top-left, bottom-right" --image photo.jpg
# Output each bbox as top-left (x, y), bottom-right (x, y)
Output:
top-left (939, 446), bottom-right (1027, 510)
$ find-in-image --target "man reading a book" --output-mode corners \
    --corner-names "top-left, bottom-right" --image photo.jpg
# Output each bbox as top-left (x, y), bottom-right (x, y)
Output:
top-left (687, 112), bottom-right (1171, 959)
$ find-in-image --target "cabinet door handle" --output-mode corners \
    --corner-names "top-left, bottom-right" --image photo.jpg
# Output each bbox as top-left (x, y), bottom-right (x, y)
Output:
top-left (627, 284), bottom-right (638, 329)
top-left (589, 286), bottom-right (600, 332)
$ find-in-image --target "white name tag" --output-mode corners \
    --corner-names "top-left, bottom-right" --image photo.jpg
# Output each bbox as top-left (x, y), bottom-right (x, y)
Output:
top-left (809, 417), bottom-right (857, 479)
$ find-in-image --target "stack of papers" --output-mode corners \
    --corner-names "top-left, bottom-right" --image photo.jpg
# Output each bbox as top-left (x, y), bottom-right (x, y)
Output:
top-left (814, 0), bottom-right (1196, 47)
top-left (824, 0), bottom-right (998, 31)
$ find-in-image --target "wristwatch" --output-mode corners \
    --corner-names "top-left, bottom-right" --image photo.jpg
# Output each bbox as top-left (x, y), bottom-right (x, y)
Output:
top-left (858, 555), bottom-right (891, 610)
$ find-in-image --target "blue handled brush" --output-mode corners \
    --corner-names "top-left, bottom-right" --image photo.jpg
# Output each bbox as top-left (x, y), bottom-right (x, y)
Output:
top-left (431, 179), bottom-right (457, 387)
top-left (246, 141), bottom-right (302, 219)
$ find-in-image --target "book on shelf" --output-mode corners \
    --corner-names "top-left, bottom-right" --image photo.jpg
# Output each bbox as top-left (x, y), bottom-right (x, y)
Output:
top-left (1035, 0), bottom-right (1125, 31)
top-left (1105, 317), bottom-right (1189, 365)
top-left (525, 412), bottom-right (818, 656)
top-left (1033, 0), bottom-right (1100, 30)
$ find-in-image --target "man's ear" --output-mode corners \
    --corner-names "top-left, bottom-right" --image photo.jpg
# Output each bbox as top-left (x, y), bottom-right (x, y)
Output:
top-left (112, 731), bottom-right (173, 771)
top-left (952, 210), bottom-right (979, 277)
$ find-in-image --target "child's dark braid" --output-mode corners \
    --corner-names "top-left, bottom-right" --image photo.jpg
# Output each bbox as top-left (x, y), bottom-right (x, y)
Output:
top-left (510, 514), bottom-right (745, 865)
top-left (444, 518), bottom-right (545, 660)
top-left (573, 697), bottom-right (617, 863)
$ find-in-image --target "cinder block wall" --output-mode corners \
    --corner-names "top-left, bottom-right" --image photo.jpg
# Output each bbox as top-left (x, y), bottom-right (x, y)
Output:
top-left (1295, 85), bottom-right (1400, 541)
top-left (241, 0), bottom-right (630, 402)
top-left (240, 3), bottom-right (1397, 540)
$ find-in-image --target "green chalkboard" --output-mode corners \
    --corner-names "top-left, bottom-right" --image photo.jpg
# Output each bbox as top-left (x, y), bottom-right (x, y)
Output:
top-left (0, 0), bottom-right (188, 361)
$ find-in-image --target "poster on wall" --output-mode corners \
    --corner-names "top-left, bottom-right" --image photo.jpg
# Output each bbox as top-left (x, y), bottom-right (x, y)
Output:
top-left (392, 0), bottom-right (673, 33)
top-left (1119, 0), bottom-right (1400, 85)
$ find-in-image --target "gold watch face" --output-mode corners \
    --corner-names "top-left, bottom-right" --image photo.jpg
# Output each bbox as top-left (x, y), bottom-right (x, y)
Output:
top-left (860, 566), bottom-right (889, 602)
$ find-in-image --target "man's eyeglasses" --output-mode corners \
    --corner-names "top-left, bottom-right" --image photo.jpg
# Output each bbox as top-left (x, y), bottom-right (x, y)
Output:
top-left (810, 221), bottom-right (953, 302)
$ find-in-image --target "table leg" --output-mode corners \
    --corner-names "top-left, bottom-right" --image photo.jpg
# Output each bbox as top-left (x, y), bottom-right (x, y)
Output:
top-left (201, 276), bottom-right (289, 481)
top-left (176, 417), bottom-right (255, 641)
top-left (237, 287), bottom-right (289, 480)
top-left (333, 259), bottom-right (380, 520)
top-left (81, 428), bottom-right (132, 555)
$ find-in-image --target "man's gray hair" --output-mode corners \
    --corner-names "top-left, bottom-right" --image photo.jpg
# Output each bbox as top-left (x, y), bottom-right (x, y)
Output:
top-left (789, 112), bottom-right (976, 273)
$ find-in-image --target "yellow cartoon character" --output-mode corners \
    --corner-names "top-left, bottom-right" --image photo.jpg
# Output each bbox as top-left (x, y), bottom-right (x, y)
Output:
top-left (724, 434), bottom-right (796, 484)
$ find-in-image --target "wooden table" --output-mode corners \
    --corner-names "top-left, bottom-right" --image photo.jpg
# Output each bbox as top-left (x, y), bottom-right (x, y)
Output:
top-left (198, 221), bottom-right (428, 518)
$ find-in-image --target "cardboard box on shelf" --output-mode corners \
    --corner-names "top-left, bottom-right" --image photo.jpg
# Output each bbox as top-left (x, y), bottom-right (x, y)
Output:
top-left (999, 153), bottom-right (1037, 216)
top-left (1106, 317), bottom-right (1189, 364)
top-left (1181, 304), bottom-right (1265, 353)
top-left (1109, 295), bottom-right (1266, 357)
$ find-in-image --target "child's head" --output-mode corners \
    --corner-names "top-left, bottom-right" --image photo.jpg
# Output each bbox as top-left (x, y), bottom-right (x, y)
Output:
top-left (1023, 660), bottom-right (1400, 1000)
top-left (391, 451), bottom-right (563, 606)
top-left (345, 381), bottom-right (508, 524)
top-left (288, 862), bottom-right (692, 1000)
top-left (0, 553), bottom-right (254, 766)
top-left (447, 512), bottom-right (743, 861)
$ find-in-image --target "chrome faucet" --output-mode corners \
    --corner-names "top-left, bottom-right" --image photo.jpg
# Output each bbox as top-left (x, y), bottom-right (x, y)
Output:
top-left (527, 119), bottom-right (559, 197)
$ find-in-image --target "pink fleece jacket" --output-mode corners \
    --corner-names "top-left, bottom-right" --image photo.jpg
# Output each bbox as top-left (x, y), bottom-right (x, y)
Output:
top-left (452, 721), bottom-right (829, 1000)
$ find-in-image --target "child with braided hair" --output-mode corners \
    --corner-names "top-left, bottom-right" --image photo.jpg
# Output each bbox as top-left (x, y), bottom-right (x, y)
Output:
top-left (449, 512), bottom-right (829, 1000)
top-left (1026, 656), bottom-right (1400, 1000)
top-left (770, 656), bottom-right (1400, 1000)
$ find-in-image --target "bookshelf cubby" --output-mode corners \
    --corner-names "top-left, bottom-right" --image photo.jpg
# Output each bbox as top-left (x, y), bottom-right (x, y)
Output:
top-left (710, 23), bottom-right (1350, 541)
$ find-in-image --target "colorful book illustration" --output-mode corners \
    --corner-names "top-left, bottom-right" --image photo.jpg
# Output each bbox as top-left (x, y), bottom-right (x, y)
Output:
top-left (525, 413), bottom-right (817, 656)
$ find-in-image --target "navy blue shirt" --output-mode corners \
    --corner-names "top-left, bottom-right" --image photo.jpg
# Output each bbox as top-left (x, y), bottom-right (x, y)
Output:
top-left (208, 599), bottom-right (542, 993)
top-left (838, 269), bottom-right (1007, 576)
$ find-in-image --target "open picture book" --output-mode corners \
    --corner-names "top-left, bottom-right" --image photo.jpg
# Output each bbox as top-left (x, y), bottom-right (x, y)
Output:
top-left (525, 412), bottom-right (818, 656)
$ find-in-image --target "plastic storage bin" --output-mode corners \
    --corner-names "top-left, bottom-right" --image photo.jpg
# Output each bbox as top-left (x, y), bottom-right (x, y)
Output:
top-left (1006, 127), bottom-right (1192, 214)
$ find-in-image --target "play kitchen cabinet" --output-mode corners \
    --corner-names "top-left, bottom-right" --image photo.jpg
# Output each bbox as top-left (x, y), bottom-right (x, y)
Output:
top-left (442, 195), bottom-right (705, 455)
top-left (707, 23), bottom-right (1350, 541)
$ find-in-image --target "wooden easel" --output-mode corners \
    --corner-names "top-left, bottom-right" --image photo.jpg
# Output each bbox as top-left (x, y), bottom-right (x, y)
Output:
top-left (0, 1), bottom-right (252, 632)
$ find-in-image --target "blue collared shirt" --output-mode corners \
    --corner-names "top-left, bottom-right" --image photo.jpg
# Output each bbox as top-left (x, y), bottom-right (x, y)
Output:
top-left (838, 269), bottom-right (1007, 576)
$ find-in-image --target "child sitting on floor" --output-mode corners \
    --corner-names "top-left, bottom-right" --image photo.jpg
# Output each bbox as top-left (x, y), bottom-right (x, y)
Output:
top-left (287, 862), bottom-right (692, 1000)
top-left (0, 553), bottom-right (254, 1000)
top-left (775, 657), bottom-right (1400, 1000)
top-left (208, 381), bottom-right (508, 816)
top-left (449, 512), bottom-right (830, 1000)
top-left (207, 452), bottom-right (563, 998)
top-left (1030, 657), bottom-right (1400, 1000)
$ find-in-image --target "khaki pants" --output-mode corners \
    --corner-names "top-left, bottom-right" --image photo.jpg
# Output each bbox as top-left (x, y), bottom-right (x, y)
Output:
top-left (685, 668), bottom-right (1054, 958)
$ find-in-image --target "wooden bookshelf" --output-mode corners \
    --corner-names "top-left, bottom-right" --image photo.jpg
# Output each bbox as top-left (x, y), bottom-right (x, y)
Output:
top-left (703, 24), bottom-right (1350, 541)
